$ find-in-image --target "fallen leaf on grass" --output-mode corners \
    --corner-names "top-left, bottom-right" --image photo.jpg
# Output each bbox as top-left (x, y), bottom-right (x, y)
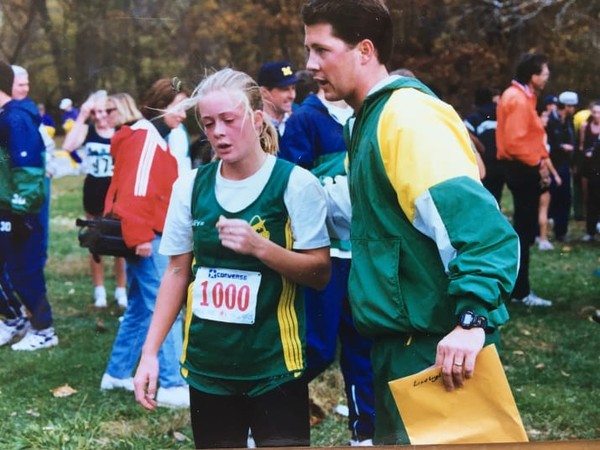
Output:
top-left (309, 396), bottom-right (326, 426)
top-left (334, 404), bottom-right (349, 417)
top-left (579, 305), bottom-right (597, 316)
top-left (26, 409), bottom-right (40, 417)
top-left (310, 415), bottom-right (322, 426)
top-left (173, 431), bottom-right (188, 442)
top-left (521, 329), bottom-right (531, 336)
top-left (96, 319), bottom-right (107, 332)
top-left (50, 384), bottom-right (78, 398)
top-left (561, 370), bottom-right (571, 377)
top-left (535, 363), bottom-right (545, 370)
top-left (512, 350), bottom-right (525, 356)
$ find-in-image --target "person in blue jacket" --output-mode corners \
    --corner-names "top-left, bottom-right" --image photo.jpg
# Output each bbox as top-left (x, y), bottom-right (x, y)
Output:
top-left (0, 60), bottom-right (58, 351)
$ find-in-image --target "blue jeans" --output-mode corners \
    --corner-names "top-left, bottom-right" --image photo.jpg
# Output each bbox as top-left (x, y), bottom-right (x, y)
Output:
top-left (105, 236), bottom-right (184, 388)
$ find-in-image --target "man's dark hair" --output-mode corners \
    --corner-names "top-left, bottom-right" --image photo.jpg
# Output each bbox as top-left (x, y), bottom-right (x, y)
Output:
top-left (514, 53), bottom-right (548, 85)
top-left (0, 61), bottom-right (14, 96)
top-left (302, 0), bottom-right (394, 65)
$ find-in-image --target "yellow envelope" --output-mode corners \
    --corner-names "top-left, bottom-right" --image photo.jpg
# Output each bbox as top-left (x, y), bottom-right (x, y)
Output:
top-left (388, 344), bottom-right (528, 444)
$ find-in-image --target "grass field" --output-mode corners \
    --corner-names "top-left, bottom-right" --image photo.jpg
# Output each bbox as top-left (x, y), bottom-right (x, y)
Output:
top-left (1, 174), bottom-right (599, 449)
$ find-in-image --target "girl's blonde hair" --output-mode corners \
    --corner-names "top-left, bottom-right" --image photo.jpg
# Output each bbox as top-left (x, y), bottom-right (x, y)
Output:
top-left (184, 68), bottom-right (278, 155)
top-left (108, 93), bottom-right (143, 127)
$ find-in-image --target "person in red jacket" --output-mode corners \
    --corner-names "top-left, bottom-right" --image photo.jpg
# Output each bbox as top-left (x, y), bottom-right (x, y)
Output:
top-left (100, 81), bottom-right (190, 409)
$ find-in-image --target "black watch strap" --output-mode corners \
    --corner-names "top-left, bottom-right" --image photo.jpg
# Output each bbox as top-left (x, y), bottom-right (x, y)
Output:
top-left (458, 310), bottom-right (492, 333)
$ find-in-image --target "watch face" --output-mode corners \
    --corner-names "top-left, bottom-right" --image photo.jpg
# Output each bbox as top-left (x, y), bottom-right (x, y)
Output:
top-left (461, 311), bottom-right (475, 327)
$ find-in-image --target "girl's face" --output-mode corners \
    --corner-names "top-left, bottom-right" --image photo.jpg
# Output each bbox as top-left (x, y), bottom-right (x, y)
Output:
top-left (198, 89), bottom-right (262, 164)
top-left (591, 105), bottom-right (600, 124)
top-left (91, 99), bottom-right (112, 129)
top-left (164, 93), bottom-right (188, 130)
top-left (105, 100), bottom-right (120, 128)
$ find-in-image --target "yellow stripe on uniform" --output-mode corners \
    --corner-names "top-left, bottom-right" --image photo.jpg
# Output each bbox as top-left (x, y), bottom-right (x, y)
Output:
top-left (277, 218), bottom-right (303, 372)
top-left (377, 88), bottom-right (479, 223)
top-left (180, 275), bottom-right (195, 378)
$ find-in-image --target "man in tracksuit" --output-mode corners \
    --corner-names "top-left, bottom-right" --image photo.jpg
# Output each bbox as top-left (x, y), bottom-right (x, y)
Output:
top-left (0, 60), bottom-right (58, 351)
top-left (302, 0), bottom-right (519, 445)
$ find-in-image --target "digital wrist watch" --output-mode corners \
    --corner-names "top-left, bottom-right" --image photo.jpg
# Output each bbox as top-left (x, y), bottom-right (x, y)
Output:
top-left (457, 310), bottom-right (492, 333)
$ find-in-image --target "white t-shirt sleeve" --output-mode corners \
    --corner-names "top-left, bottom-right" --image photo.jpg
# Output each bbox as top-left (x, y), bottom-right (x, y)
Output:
top-left (159, 169), bottom-right (196, 256)
top-left (168, 125), bottom-right (192, 175)
top-left (285, 166), bottom-right (331, 250)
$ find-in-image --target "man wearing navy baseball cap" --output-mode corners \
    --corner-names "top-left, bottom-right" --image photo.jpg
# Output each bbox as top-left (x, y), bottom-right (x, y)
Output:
top-left (258, 61), bottom-right (300, 137)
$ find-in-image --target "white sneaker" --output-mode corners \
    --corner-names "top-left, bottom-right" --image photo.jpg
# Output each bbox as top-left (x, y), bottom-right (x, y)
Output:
top-left (100, 373), bottom-right (134, 391)
top-left (156, 385), bottom-right (190, 408)
top-left (247, 429), bottom-right (256, 448)
top-left (350, 438), bottom-right (374, 446)
top-left (114, 287), bottom-right (128, 308)
top-left (0, 317), bottom-right (30, 346)
top-left (11, 327), bottom-right (58, 351)
top-left (94, 286), bottom-right (107, 308)
top-left (538, 239), bottom-right (554, 251)
top-left (512, 292), bottom-right (552, 307)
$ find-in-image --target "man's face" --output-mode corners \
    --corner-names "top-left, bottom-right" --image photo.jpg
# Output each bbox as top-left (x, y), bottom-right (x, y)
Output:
top-left (531, 63), bottom-right (550, 92)
top-left (304, 23), bottom-right (359, 103)
top-left (565, 104), bottom-right (576, 116)
top-left (12, 74), bottom-right (29, 100)
top-left (263, 85), bottom-right (296, 118)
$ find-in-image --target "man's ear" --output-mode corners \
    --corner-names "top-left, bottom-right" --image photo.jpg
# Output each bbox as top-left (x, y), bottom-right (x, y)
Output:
top-left (357, 39), bottom-right (377, 64)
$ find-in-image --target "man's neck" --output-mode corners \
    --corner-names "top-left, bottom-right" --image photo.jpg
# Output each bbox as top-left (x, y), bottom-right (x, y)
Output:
top-left (558, 109), bottom-right (568, 122)
top-left (264, 105), bottom-right (284, 124)
top-left (526, 81), bottom-right (540, 96)
top-left (348, 65), bottom-right (389, 112)
top-left (0, 92), bottom-right (11, 108)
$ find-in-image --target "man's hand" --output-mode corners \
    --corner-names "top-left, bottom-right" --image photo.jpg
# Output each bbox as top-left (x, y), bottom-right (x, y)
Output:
top-left (539, 161), bottom-right (551, 189)
top-left (135, 241), bottom-right (153, 258)
top-left (435, 326), bottom-right (485, 391)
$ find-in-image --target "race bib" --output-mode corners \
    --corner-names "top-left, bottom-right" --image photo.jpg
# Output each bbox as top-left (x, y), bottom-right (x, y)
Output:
top-left (192, 267), bottom-right (261, 325)
top-left (88, 155), bottom-right (114, 177)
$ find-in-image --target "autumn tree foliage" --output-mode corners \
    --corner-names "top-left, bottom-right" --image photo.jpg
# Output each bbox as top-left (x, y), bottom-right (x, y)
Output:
top-left (0, 0), bottom-right (598, 122)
